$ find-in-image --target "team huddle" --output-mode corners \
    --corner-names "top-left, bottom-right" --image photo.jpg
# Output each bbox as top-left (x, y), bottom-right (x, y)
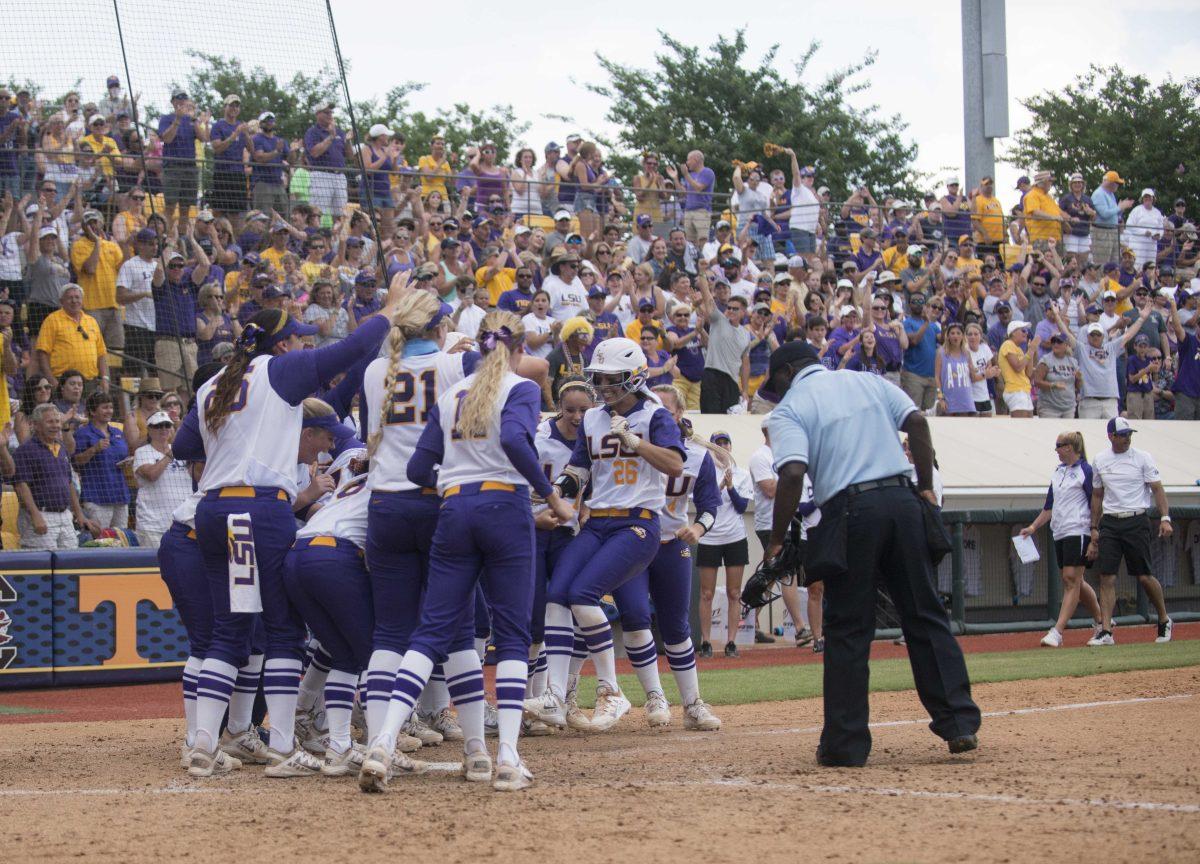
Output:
top-left (158, 272), bottom-right (724, 793)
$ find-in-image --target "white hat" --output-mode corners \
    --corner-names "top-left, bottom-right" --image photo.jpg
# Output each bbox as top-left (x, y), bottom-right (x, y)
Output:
top-left (146, 411), bottom-right (174, 427)
top-left (1086, 322), bottom-right (1104, 335)
top-left (906, 244), bottom-right (924, 257)
top-left (787, 255), bottom-right (807, 269)
top-left (1102, 290), bottom-right (1117, 299)
top-left (1007, 320), bottom-right (1030, 336)
top-left (258, 111), bottom-right (275, 122)
top-left (553, 209), bottom-right (571, 221)
top-left (368, 123), bottom-right (392, 139)
top-left (773, 272), bottom-right (793, 285)
top-left (876, 271), bottom-right (898, 284)
top-left (1156, 287), bottom-right (1173, 297)
top-left (839, 304), bottom-right (858, 317)
top-left (946, 176), bottom-right (960, 186)
top-left (38, 226), bottom-right (58, 239)
top-left (1141, 188), bottom-right (1155, 199)
top-left (836, 279), bottom-right (854, 290)
top-left (513, 224), bottom-right (531, 236)
top-left (1069, 172), bottom-right (1084, 183)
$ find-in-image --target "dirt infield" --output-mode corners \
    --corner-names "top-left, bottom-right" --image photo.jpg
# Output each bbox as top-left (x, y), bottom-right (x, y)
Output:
top-left (5, 622), bottom-right (1194, 724)
top-left (3, 665), bottom-right (1198, 863)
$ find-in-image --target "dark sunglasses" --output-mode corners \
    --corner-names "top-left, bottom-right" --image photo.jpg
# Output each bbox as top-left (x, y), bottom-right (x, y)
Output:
top-left (168, 263), bottom-right (184, 269)
top-left (1054, 441), bottom-right (1071, 449)
top-left (928, 303), bottom-right (944, 310)
top-left (149, 422), bottom-right (174, 430)
top-left (35, 383), bottom-right (53, 391)
top-left (131, 195), bottom-right (146, 201)
top-left (415, 274), bottom-right (434, 282)
top-left (871, 305), bottom-right (888, 311)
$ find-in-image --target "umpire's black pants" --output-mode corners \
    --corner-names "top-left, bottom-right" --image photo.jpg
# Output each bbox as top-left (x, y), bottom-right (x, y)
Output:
top-left (820, 485), bottom-right (980, 765)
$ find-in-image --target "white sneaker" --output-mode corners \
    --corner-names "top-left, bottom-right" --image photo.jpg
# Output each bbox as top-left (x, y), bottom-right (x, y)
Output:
top-left (358, 743), bottom-right (391, 793)
top-left (219, 727), bottom-right (270, 764)
top-left (1040, 627), bottom-right (1063, 648)
top-left (644, 691), bottom-right (671, 728)
top-left (462, 750), bottom-right (493, 783)
top-left (522, 718), bottom-right (553, 736)
top-left (1086, 630), bottom-right (1115, 647)
top-left (590, 684), bottom-right (631, 732)
top-left (523, 690), bottom-right (566, 728)
top-left (403, 715), bottom-right (443, 747)
top-left (565, 688), bottom-right (591, 731)
top-left (320, 743), bottom-right (365, 777)
top-left (263, 746), bottom-right (323, 778)
top-left (395, 731), bottom-right (423, 753)
top-left (1156, 618), bottom-right (1173, 643)
top-left (683, 699), bottom-right (721, 732)
top-left (187, 747), bottom-right (242, 778)
top-left (427, 707), bottom-right (464, 741)
top-left (493, 761), bottom-right (534, 791)
top-left (483, 700), bottom-right (499, 737)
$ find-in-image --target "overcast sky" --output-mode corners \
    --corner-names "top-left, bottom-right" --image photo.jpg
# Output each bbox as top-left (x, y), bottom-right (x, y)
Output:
top-left (331, 0), bottom-right (1200, 205)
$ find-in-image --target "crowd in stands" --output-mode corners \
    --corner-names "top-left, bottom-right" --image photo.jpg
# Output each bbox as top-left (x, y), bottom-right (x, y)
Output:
top-left (0, 79), bottom-right (1198, 549)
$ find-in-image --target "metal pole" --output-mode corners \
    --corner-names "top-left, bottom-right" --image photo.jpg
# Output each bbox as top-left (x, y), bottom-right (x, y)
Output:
top-left (951, 521), bottom-right (966, 629)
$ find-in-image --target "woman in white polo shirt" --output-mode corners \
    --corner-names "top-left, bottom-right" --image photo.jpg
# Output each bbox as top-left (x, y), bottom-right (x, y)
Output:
top-left (1019, 431), bottom-right (1105, 648)
top-left (133, 410), bottom-right (194, 548)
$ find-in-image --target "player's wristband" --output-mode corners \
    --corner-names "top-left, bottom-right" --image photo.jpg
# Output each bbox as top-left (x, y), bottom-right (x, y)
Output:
top-left (1160, 515), bottom-right (1171, 522)
top-left (696, 512), bottom-right (716, 535)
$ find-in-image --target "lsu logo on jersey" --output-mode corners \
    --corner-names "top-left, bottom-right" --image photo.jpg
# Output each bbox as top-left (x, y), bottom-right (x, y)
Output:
top-left (0, 608), bottom-right (12, 646)
top-left (630, 525), bottom-right (647, 540)
top-left (680, 546), bottom-right (691, 559)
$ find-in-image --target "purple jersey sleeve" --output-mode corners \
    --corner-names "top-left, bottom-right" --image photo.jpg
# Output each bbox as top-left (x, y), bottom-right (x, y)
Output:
top-left (325, 326), bottom-right (387, 419)
top-left (500, 380), bottom-right (554, 498)
top-left (1080, 461), bottom-right (1094, 500)
top-left (647, 405), bottom-right (687, 459)
top-left (727, 485), bottom-right (749, 514)
top-left (1043, 483), bottom-right (1054, 512)
top-left (692, 451), bottom-right (721, 520)
top-left (172, 406), bottom-right (206, 461)
top-left (461, 350), bottom-right (482, 376)
top-left (267, 315), bottom-right (389, 405)
top-left (406, 404), bottom-right (444, 489)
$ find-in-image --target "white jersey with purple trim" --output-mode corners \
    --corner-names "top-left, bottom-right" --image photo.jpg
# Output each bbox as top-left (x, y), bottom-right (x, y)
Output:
top-left (364, 349), bottom-right (470, 492)
top-left (579, 399), bottom-right (680, 513)
top-left (295, 474), bottom-right (371, 549)
top-left (702, 467), bottom-right (752, 545)
top-left (435, 372), bottom-right (533, 494)
top-left (659, 440), bottom-right (708, 540)
top-left (170, 490), bottom-right (202, 530)
top-left (534, 418), bottom-right (579, 528)
top-left (197, 355), bottom-right (302, 496)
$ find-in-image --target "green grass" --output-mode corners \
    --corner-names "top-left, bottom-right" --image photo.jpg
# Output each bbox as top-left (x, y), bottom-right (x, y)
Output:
top-left (577, 640), bottom-right (1200, 708)
top-left (0, 704), bottom-right (51, 716)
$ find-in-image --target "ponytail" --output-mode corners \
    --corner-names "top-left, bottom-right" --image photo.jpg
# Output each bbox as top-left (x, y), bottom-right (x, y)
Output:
top-left (366, 291), bottom-right (441, 459)
top-left (206, 310), bottom-right (285, 434)
top-left (651, 383), bottom-right (733, 471)
top-left (456, 310), bottom-right (524, 439)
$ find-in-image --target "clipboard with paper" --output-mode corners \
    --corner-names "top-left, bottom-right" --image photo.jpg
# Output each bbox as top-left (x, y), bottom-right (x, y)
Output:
top-left (1011, 533), bottom-right (1040, 565)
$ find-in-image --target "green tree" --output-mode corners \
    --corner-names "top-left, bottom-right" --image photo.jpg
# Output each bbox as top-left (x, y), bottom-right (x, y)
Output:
top-left (588, 31), bottom-right (919, 201)
top-left (1007, 65), bottom-right (1200, 204)
top-left (180, 51), bottom-right (342, 142)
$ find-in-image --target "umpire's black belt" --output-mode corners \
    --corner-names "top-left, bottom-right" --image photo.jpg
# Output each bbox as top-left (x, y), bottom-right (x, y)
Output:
top-left (842, 474), bottom-right (911, 497)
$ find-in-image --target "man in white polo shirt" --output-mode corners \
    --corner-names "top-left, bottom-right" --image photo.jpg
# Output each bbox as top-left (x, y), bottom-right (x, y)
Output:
top-left (1086, 417), bottom-right (1173, 645)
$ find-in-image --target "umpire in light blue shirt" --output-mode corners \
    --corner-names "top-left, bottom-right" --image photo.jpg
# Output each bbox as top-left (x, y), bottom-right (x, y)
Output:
top-left (764, 341), bottom-right (980, 767)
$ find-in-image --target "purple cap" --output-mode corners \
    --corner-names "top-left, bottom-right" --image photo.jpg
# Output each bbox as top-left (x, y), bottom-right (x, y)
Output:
top-left (587, 286), bottom-right (607, 299)
top-left (1086, 304), bottom-right (1101, 314)
top-left (636, 214), bottom-right (652, 227)
top-left (1107, 417), bottom-right (1135, 436)
top-left (107, 75), bottom-right (120, 87)
top-left (252, 273), bottom-right (274, 288)
top-left (995, 301), bottom-right (1011, 311)
top-left (545, 141), bottom-right (560, 152)
top-left (472, 215), bottom-right (489, 228)
top-left (354, 270), bottom-right (377, 286)
top-left (345, 236), bottom-right (364, 248)
top-left (638, 299), bottom-right (655, 311)
top-left (261, 285), bottom-right (289, 299)
top-left (134, 227), bottom-right (157, 242)
top-left (242, 252), bottom-right (261, 266)
top-left (1015, 176), bottom-right (1030, 188)
top-left (1103, 262), bottom-right (1119, 272)
top-left (1043, 300), bottom-right (1055, 311)
top-left (263, 315), bottom-right (318, 347)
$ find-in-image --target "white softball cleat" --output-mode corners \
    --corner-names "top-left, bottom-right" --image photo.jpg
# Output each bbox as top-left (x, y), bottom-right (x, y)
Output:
top-left (187, 747), bottom-right (242, 778)
top-left (590, 684), bottom-right (631, 732)
top-left (683, 699), bottom-right (721, 732)
top-left (395, 730), bottom-right (423, 753)
top-left (263, 746), bottom-right (323, 778)
top-left (565, 687), bottom-right (592, 731)
top-left (403, 715), bottom-right (443, 746)
top-left (484, 701), bottom-right (500, 737)
top-left (219, 727), bottom-right (270, 764)
top-left (358, 744), bottom-right (391, 793)
top-left (644, 691), bottom-right (671, 728)
top-left (523, 690), bottom-right (567, 728)
top-left (426, 707), bottom-right (464, 741)
top-left (462, 750), bottom-right (493, 783)
top-left (493, 761), bottom-right (535, 792)
top-left (320, 744), bottom-right (365, 777)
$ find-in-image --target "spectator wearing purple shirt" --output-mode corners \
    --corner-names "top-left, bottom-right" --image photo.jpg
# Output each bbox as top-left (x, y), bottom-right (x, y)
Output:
top-left (0, 97), bottom-right (24, 196)
top-left (304, 102), bottom-right (348, 219)
top-left (156, 90), bottom-right (210, 235)
top-left (665, 302), bottom-right (705, 411)
top-left (251, 112), bottom-right (289, 216)
top-left (827, 304), bottom-right (863, 360)
top-left (867, 292), bottom-right (907, 385)
top-left (667, 150), bottom-right (716, 248)
top-left (208, 94), bottom-right (251, 216)
top-left (1167, 307), bottom-right (1200, 419)
top-left (639, 327), bottom-right (676, 389)
top-left (14, 404), bottom-right (98, 549)
top-left (853, 228), bottom-right (883, 273)
top-left (584, 286), bottom-right (622, 353)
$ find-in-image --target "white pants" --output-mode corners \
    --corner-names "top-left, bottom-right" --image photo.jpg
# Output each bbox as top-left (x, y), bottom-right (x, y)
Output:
top-left (1063, 234), bottom-right (1091, 254)
top-left (136, 529), bottom-right (164, 549)
top-left (309, 171), bottom-right (348, 216)
top-left (19, 509), bottom-right (78, 550)
top-left (82, 501), bottom-right (129, 530)
top-left (1079, 396), bottom-right (1118, 419)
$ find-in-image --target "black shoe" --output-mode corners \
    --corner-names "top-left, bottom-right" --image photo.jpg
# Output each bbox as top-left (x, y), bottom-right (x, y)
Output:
top-left (812, 637), bottom-right (825, 654)
top-left (816, 744), bottom-right (865, 768)
top-left (698, 641), bottom-right (713, 659)
top-left (754, 629), bottom-right (776, 644)
top-left (948, 734), bottom-right (979, 754)
top-left (724, 641), bottom-right (739, 658)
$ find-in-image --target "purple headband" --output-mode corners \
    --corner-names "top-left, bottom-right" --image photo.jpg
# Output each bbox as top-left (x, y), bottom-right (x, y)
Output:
top-left (302, 414), bottom-right (343, 432)
top-left (479, 326), bottom-right (520, 354)
top-left (427, 302), bottom-right (453, 331)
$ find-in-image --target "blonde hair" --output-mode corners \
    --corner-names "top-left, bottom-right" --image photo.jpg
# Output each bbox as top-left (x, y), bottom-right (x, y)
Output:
top-left (651, 384), bottom-right (733, 471)
top-left (302, 397), bottom-right (335, 420)
top-left (455, 310), bottom-right (524, 440)
top-left (366, 291), bottom-right (442, 458)
top-left (1058, 430), bottom-right (1087, 461)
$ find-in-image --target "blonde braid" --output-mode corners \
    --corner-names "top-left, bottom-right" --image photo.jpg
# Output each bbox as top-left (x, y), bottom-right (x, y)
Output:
top-left (652, 383), bottom-right (733, 471)
top-left (366, 291), bottom-right (441, 459)
top-left (456, 310), bottom-right (524, 439)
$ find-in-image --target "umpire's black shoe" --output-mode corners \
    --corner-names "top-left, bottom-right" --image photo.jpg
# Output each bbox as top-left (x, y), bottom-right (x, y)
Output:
top-left (815, 745), bottom-right (865, 768)
top-left (948, 734), bottom-right (979, 754)
top-left (698, 641), bottom-right (713, 659)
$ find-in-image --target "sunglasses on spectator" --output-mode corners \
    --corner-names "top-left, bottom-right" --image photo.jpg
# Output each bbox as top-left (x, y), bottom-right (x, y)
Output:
top-left (168, 263), bottom-right (184, 270)
top-left (872, 304), bottom-right (888, 311)
top-left (35, 383), bottom-right (53, 391)
top-left (928, 303), bottom-right (944, 310)
top-left (131, 194), bottom-right (146, 201)
top-left (1032, 281), bottom-right (1046, 287)
top-left (163, 400), bottom-right (181, 409)
top-left (41, 186), bottom-right (56, 194)
top-left (149, 421), bottom-right (174, 430)
top-left (1054, 441), bottom-right (1072, 449)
